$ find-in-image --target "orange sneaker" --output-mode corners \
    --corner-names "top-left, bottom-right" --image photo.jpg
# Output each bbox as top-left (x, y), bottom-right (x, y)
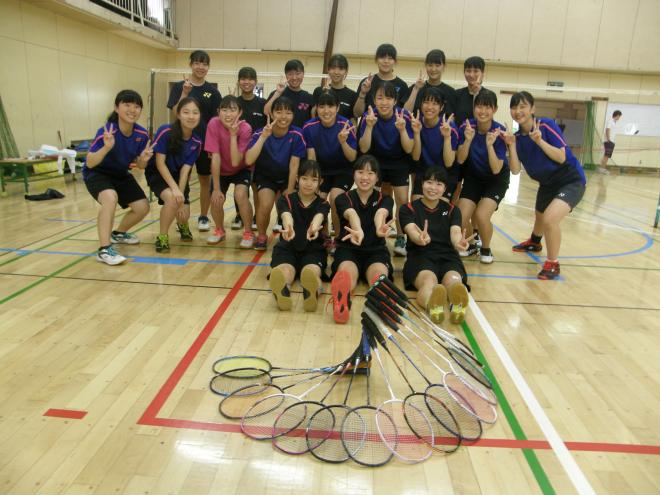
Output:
top-left (331, 270), bottom-right (352, 324)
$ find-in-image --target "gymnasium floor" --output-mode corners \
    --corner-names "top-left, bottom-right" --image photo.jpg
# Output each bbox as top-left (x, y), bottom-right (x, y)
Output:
top-left (0, 169), bottom-right (658, 494)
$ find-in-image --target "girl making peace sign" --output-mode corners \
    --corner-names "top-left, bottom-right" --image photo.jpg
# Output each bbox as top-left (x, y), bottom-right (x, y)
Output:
top-left (399, 166), bottom-right (471, 324)
top-left (84, 90), bottom-right (152, 265)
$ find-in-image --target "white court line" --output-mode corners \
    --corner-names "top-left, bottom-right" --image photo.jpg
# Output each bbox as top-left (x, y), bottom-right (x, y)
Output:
top-left (469, 295), bottom-right (597, 495)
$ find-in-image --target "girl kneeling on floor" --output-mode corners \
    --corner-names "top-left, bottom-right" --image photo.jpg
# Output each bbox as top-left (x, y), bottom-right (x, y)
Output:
top-left (147, 97), bottom-right (202, 252)
top-left (269, 160), bottom-right (330, 312)
top-left (400, 166), bottom-right (471, 324)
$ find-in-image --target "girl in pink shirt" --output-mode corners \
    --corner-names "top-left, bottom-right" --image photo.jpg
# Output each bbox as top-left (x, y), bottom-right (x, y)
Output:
top-left (204, 95), bottom-right (255, 248)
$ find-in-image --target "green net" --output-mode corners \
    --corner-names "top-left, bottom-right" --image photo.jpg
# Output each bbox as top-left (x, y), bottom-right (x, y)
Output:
top-left (582, 100), bottom-right (596, 170)
top-left (0, 95), bottom-right (19, 160)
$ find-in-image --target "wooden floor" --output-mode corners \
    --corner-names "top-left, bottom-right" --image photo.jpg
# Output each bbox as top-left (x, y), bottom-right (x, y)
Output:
top-left (0, 168), bottom-right (659, 495)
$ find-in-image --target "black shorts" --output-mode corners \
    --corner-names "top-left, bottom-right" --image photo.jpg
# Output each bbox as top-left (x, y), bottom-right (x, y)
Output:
top-left (403, 253), bottom-right (467, 291)
top-left (331, 245), bottom-right (393, 283)
top-left (85, 171), bottom-right (147, 209)
top-left (603, 141), bottom-right (615, 158)
top-left (460, 171), bottom-right (510, 206)
top-left (320, 172), bottom-right (353, 194)
top-left (220, 168), bottom-right (252, 195)
top-left (378, 159), bottom-right (410, 187)
top-left (412, 175), bottom-right (457, 201)
top-left (147, 173), bottom-right (191, 205)
top-left (196, 150), bottom-right (211, 176)
top-left (254, 172), bottom-right (287, 194)
top-left (271, 243), bottom-right (327, 278)
top-left (535, 180), bottom-right (585, 213)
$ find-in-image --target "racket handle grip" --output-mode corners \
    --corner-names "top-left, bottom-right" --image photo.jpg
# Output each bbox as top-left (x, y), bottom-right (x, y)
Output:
top-left (367, 287), bottom-right (404, 316)
top-left (362, 313), bottom-right (387, 348)
top-left (365, 299), bottom-right (399, 331)
top-left (374, 280), bottom-right (409, 309)
top-left (364, 306), bottom-right (395, 341)
top-left (379, 276), bottom-right (409, 302)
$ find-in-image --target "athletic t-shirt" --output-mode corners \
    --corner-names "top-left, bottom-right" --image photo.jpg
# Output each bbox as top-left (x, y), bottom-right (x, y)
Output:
top-left (355, 74), bottom-right (408, 109)
top-left (204, 117), bottom-right (253, 176)
top-left (239, 95), bottom-right (267, 131)
top-left (606, 118), bottom-right (619, 143)
top-left (515, 117), bottom-right (586, 186)
top-left (335, 190), bottom-right (394, 250)
top-left (458, 119), bottom-right (509, 180)
top-left (399, 198), bottom-right (463, 258)
top-left (406, 81), bottom-right (457, 117)
top-left (167, 81), bottom-right (221, 138)
top-left (454, 86), bottom-right (490, 126)
top-left (267, 87), bottom-right (314, 128)
top-left (276, 192), bottom-right (330, 252)
top-left (312, 86), bottom-right (358, 119)
top-left (357, 106), bottom-right (413, 164)
top-left (146, 124), bottom-right (202, 181)
top-left (302, 116), bottom-right (357, 175)
top-left (247, 126), bottom-right (306, 179)
top-left (84, 123), bottom-right (149, 179)
top-left (417, 119), bottom-right (459, 170)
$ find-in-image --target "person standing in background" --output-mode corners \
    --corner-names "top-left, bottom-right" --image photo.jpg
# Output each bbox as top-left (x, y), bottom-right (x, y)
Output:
top-left (599, 110), bottom-right (622, 174)
top-left (167, 50), bottom-right (221, 233)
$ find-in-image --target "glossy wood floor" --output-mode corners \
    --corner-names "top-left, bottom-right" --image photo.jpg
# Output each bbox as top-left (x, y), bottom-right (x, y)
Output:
top-left (0, 168), bottom-right (659, 495)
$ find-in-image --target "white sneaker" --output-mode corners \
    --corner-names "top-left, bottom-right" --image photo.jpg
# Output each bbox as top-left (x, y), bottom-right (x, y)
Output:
top-left (597, 167), bottom-right (610, 175)
top-left (251, 218), bottom-right (258, 231)
top-left (480, 250), bottom-right (494, 264)
top-left (207, 227), bottom-right (226, 244)
top-left (198, 216), bottom-right (210, 232)
top-left (273, 223), bottom-right (283, 233)
top-left (473, 232), bottom-right (483, 248)
top-left (110, 231), bottom-right (139, 244)
top-left (387, 227), bottom-right (398, 238)
top-left (239, 231), bottom-right (255, 249)
top-left (459, 245), bottom-right (479, 257)
top-left (230, 216), bottom-right (242, 230)
top-left (96, 246), bottom-right (126, 265)
top-left (393, 236), bottom-right (407, 257)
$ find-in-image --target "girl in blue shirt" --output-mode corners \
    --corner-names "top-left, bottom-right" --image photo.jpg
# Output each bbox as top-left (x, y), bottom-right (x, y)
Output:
top-left (411, 86), bottom-right (459, 202)
top-left (505, 91), bottom-right (586, 280)
top-left (303, 90), bottom-right (357, 244)
top-left (246, 97), bottom-right (307, 250)
top-left (146, 97), bottom-right (203, 253)
top-left (456, 89), bottom-right (509, 264)
top-left (84, 90), bottom-right (152, 266)
top-left (358, 81), bottom-right (414, 256)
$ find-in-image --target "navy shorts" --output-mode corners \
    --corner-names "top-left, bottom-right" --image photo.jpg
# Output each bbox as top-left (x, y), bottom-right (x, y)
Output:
top-left (603, 141), bottom-right (615, 158)
top-left (220, 168), bottom-right (252, 195)
top-left (196, 150), bottom-right (211, 176)
top-left (271, 243), bottom-right (327, 278)
top-left (85, 171), bottom-right (147, 209)
top-left (320, 172), bottom-right (353, 194)
top-left (147, 172), bottom-right (191, 205)
top-left (535, 180), bottom-right (585, 213)
top-left (460, 171), bottom-right (510, 206)
top-left (331, 245), bottom-right (393, 283)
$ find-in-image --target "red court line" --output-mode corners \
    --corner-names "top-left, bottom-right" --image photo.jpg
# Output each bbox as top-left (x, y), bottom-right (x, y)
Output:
top-left (135, 247), bottom-right (660, 457)
top-left (44, 408), bottom-right (87, 419)
top-left (138, 249), bottom-right (265, 425)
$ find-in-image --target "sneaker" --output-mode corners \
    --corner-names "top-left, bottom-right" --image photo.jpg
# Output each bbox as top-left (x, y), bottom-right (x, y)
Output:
top-left (110, 231), bottom-right (139, 245)
top-left (596, 167), bottom-right (610, 175)
top-left (512, 238), bottom-right (542, 252)
top-left (473, 231), bottom-right (482, 248)
top-left (240, 231), bottom-right (255, 249)
top-left (273, 223), bottom-right (283, 233)
top-left (331, 269), bottom-right (352, 324)
top-left (269, 266), bottom-right (292, 310)
top-left (206, 227), bottom-right (226, 244)
top-left (459, 244), bottom-right (479, 257)
top-left (387, 227), bottom-right (397, 238)
top-left (323, 237), bottom-right (336, 255)
top-left (198, 216), bottom-right (210, 232)
top-left (96, 245), bottom-right (126, 265)
top-left (155, 234), bottom-right (170, 253)
top-left (393, 235), bottom-right (407, 257)
top-left (448, 283), bottom-right (469, 324)
top-left (480, 248), bottom-right (494, 264)
top-left (427, 284), bottom-right (447, 324)
top-left (251, 217), bottom-right (258, 231)
top-left (231, 216), bottom-right (243, 230)
top-left (254, 234), bottom-right (268, 251)
top-left (177, 223), bottom-right (193, 242)
top-left (538, 260), bottom-right (560, 280)
top-left (301, 265), bottom-right (321, 312)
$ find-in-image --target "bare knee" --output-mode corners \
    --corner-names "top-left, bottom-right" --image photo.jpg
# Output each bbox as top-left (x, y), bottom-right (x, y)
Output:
top-left (98, 189), bottom-right (118, 206)
top-left (130, 199), bottom-right (150, 217)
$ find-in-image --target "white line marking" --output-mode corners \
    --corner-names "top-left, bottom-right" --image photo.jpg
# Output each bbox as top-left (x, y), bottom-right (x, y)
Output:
top-left (469, 295), bottom-right (597, 495)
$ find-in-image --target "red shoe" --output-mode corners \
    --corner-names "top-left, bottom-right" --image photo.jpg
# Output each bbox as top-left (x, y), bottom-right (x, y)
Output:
top-left (512, 238), bottom-right (542, 252)
top-left (331, 270), bottom-right (352, 324)
top-left (537, 260), bottom-right (560, 280)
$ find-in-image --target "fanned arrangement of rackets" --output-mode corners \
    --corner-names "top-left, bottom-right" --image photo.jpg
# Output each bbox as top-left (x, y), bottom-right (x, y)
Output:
top-left (209, 274), bottom-right (498, 466)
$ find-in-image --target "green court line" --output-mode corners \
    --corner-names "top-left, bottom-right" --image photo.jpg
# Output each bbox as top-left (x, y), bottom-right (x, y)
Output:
top-left (461, 321), bottom-right (556, 495)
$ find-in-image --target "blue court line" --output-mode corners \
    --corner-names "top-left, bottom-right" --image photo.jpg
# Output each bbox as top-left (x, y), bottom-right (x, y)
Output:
top-left (0, 247), bottom-right (268, 267)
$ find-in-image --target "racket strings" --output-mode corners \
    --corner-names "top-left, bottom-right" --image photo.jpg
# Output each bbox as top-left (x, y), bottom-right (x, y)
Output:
top-left (377, 400), bottom-right (433, 463)
top-left (307, 405), bottom-right (349, 463)
top-left (404, 392), bottom-right (460, 454)
top-left (272, 401), bottom-right (327, 454)
top-left (426, 384), bottom-right (483, 442)
top-left (444, 373), bottom-right (497, 424)
top-left (341, 406), bottom-right (394, 467)
top-left (241, 394), bottom-right (301, 440)
top-left (218, 384), bottom-right (283, 419)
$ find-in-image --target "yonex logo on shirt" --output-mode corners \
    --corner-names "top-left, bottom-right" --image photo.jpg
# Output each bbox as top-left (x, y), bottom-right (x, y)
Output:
top-left (442, 211), bottom-right (448, 216)
top-left (203, 92), bottom-right (212, 98)
top-left (494, 195), bottom-right (500, 200)
top-left (558, 192), bottom-right (566, 197)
